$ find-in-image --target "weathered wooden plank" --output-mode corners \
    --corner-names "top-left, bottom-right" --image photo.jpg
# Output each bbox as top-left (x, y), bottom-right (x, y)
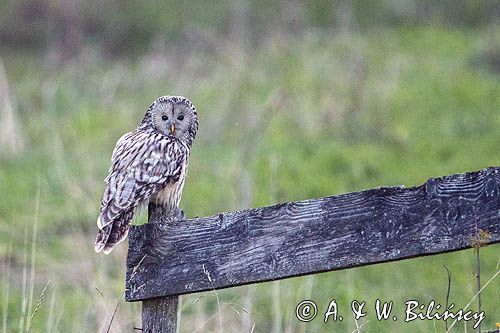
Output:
top-left (140, 204), bottom-right (179, 333)
top-left (126, 167), bottom-right (500, 302)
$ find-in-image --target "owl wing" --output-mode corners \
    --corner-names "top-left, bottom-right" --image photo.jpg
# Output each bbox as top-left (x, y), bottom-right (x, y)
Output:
top-left (97, 129), bottom-right (188, 230)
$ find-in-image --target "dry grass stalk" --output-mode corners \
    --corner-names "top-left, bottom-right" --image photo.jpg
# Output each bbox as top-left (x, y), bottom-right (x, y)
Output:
top-left (0, 59), bottom-right (24, 155)
top-left (30, 280), bottom-right (51, 321)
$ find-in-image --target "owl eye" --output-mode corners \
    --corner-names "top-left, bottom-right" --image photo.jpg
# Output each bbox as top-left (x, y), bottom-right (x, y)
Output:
top-left (162, 115), bottom-right (168, 121)
top-left (177, 115), bottom-right (184, 121)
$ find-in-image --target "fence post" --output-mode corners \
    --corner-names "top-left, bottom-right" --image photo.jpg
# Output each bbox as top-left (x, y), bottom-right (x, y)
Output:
top-left (142, 296), bottom-right (178, 333)
top-left (141, 203), bottom-right (179, 333)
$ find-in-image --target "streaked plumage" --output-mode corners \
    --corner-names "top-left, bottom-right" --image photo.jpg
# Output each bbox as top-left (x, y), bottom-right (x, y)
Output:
top-left (95, 96), bottom-right (198, 254)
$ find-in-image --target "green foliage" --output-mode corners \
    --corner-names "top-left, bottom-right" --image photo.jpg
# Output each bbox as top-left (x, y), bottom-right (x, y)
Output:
top-left (0, 24), bottom-right (499, 332)
top-left (1, 0), bottom-right (499, 53)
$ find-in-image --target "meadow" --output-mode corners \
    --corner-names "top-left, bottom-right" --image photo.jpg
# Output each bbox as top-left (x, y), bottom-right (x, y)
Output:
top-left (1, 21), bottom-right (499, 332)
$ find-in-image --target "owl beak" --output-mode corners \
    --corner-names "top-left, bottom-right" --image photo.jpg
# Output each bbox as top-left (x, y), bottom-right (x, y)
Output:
top-left (170, 124), bottom-right (175, 135)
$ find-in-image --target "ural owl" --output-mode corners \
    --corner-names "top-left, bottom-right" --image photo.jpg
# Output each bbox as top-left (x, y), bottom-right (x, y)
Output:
top-left (95, 96), bottom-right (198, 254)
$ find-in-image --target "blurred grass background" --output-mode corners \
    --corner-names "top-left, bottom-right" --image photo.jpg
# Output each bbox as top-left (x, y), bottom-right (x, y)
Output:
top-left (0, 1), bottom-right (499, 332)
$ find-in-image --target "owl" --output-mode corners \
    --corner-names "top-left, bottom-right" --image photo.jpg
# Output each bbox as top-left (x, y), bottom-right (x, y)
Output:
top-left (95, 96), bottom-right (198, 254)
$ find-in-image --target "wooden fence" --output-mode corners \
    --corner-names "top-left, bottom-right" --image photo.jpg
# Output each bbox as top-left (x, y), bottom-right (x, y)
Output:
top-left (125, 166), bottom-right (500, 332)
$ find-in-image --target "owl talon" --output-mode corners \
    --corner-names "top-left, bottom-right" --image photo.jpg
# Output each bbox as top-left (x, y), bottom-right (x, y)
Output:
top-left (177, 209), bottom-right (185, 221)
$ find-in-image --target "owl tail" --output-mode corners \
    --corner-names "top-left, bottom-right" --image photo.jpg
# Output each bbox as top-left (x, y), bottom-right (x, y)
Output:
top-left (95, 207), bottom-right (134, 254)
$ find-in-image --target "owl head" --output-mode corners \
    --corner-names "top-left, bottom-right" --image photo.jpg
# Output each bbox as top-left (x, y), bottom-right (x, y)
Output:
top-left (142, 96), bottom-right (198, 146)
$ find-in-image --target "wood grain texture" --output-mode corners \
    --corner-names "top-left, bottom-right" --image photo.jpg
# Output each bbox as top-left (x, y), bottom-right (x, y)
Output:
top-left (126, 167), bottom-right (500, 302)
top-left (140, 204), bottom-right (179, 333)
top-left (142, 296), bottom-right (178, 333)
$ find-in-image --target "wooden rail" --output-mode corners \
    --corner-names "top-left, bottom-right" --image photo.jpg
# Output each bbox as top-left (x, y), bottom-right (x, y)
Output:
top-left (125, 167), bottom-right (500, 331)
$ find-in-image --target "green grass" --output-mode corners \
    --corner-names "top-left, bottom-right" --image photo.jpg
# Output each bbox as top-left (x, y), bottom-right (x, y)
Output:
top-left (0, 25), bottom-right (499, 332)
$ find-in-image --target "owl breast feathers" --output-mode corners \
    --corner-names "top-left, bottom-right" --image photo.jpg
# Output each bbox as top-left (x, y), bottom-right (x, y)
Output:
top-left (95, 96), bottom-right (198, 254)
